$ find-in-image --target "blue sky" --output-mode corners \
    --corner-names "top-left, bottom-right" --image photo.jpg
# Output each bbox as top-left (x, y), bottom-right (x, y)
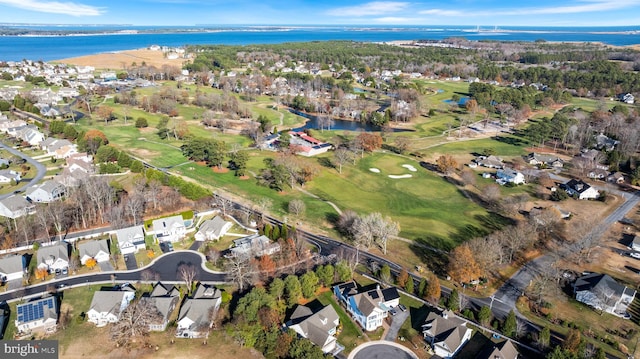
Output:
top-left (0, 0), bottom-right (638, 26)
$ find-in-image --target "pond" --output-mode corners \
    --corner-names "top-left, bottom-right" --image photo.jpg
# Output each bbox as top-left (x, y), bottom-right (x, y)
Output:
top-left (443, 96), bottom-right (470, 106)
top-left (290, 110), bottom-right (413, 132)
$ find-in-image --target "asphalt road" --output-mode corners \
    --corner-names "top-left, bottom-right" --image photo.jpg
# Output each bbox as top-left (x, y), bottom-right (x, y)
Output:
top-left (0, 141), bottom-right (47, 200)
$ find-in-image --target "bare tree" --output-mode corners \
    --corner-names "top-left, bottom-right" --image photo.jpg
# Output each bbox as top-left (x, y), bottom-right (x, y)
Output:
top-left (288, 199), bottom-right (306, 217)
top-left (124, 193), bottom-right (145, 225)
top-left (206, 247), bottom-right (221, 267)
top-left (146, 179), bottom-right (162, 211)
top-left (110, 298), bottom-right (162, 348)
top-left (178, 263), bottom-right (197, 293)
top-left (140, 269), bottom-right (160, 282)
top-left (333, 148), bottom-right (353, 174)
top-left (214, 193), bottom-right (233, 217)
top-left (34, 204), bottom-right (52, 242)
top-left (371, 213), bottom-right (400, 255)
top-left (224, 252), bottom-right (255, 292)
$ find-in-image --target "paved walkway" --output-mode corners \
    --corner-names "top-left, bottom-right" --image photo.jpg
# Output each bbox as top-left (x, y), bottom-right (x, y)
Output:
top-left (384, 311), bottom-right (410, 341)
top-left (348, 340), bottom-right (418, 359)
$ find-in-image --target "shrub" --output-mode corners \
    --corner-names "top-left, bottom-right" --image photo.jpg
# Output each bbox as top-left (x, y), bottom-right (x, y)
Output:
top-left (135, 117), bottom-right (148, 128)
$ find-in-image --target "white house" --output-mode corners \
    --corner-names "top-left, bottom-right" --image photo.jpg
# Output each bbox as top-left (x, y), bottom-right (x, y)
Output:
top-left (176, 283), bottom-right (222, 338)
top-left (630, 236), bottom-right (640, 252)
top-left (115, 225), bottom-right (146, 255)
top-left (194, 216), bottom-right (232, 241)
top-left (78, 239), bottom-right (110, 265)
top-left (333, 282), bottom-right (400, 331)
top-left (0, 195), bottom-right (36, 219)
top-left (87, 290), bottom-right (136, 327)
top-left (422, 310), bottom-right (472, 359)
top-left (286, 304), bottom-right (342, 355)
top-left (0, 169), bottom-right (21, 183)
top-left (145, 282), bottom-right (180, 331)
top-left (562, 179), bottom-right (599, 200)
top-left (152, 215), bottom-right (186, 243)
top-left (230, 234), bottom-right (280, 257)
top-left (0, 254), bottom-right (25, 283)
top-left (15, 296), bottom-right (58, 335)
top-left (526, 153), bottom-right (563, 168)
top-left (37, 242), bottom-right (69, 273)
top-left (496, 168), bottom-right (525, 185)
top-left (574, 273), bottom-right (636, 317)
top-left (25, 180), bottom-right (65, 203)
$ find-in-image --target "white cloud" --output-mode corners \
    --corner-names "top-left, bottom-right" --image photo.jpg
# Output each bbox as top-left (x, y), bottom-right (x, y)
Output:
top-left (373, 16), bottom-right (422, 23)
top-left (419, 9), bottom-right (464, 16)
top-left (0, 0), bottom-right (104, 16)
top-left (327, 1), bottom-right (409, 17)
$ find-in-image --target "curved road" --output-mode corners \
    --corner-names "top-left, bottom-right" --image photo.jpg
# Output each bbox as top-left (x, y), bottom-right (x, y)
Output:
top-left (0, 141), bottom-right (47, 200)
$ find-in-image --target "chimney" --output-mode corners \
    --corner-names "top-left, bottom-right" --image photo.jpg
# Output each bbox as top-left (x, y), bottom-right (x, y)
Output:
top-left (376, 284), bottom-right (380, 291)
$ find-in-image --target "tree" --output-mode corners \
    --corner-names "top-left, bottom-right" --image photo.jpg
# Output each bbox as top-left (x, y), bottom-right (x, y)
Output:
top-left (502, 310), bottom-right (517, 338)
top-left (562, 328), bottom-right (582, 353)
top-left (229, 150), bottom-right (249, 176)
top-left (405, 276), bottom-right (414, 294)
top-left (284, 275), bottom-right (302, 307)
top-left (379, 264), bottom-right (392, 284)
top-left (85, 258), bottom-right (97, 269)
top-left (478, 306), bottom-right (492, 327)
top-left (288, 199), bottom-right (306, 217)
top-left (447, 289), bottom-right (460, 311)
top-left (300, 271), bottom-right (319, 298)
top-left (460, 168), bottom-right (477, 187)
top-left (257, 255), bottom-right (276, 279)
top-left (135, 117), bottom-right (148, 128)
top-left (355, 132), bottom-right (382, 153)
top-left (110, 298), bottom-right (162, 348)
top-left (335, 260), bottom-right (352, 282)
top-left (538, 326), bottom-right (551, 349)
top-left (436, 155), bottom-right (458, 175)
top-left (333, 148), bottom-right (353, 174)
top-left (482, 183), bottom-right (502, 206)
top-left (418, 278), bottom-right (427, 298)
top-left (178, 263), bottom-right (197, 293)
top-left (269, 277), bottom-right (285, 301)
top-left (315, 264), bottom-right (335, 287)
top-left (396, 268), bottom-right (409, 288)
top-left (35, 267), bottom-right (48, 281)
top-left (447, 244), bottom-right (482, 285)
top-left (225, 252), bottom-right (255, 292)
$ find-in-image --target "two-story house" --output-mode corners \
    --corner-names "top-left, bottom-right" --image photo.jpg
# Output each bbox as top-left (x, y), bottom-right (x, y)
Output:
top-left (87, 287), bottom-right (136, 327)
top-left (574, 273), bottom-right (636, 317)
top-left (0, 254), bottom-right (26, 283)
top-left (286, 304), bottom-right (343, 355)
top-left (422, 310), bottom-right (472, 359)
top-left (176, 283), bottom-right (222, 338)
top-left (194, 216), bottom-right (232, 241)
top-left (115, 225), bottom-right (146, 255)
top-left (333, 282), bottom-right (399, 331)
top-left (25, 180), bottom-right (66, 203)
top-left (152, 215), bottom-right (186, 243)
top-left (144, 282), bottom-right (180, 331)
top-left (15, 296), bottom-right (58, 335)
top-left (37, 242), bottom-right (69, 274)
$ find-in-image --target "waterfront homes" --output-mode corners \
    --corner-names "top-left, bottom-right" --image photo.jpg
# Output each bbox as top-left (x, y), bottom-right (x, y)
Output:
top-left (176, 283), bottom-right (222, 338)
top-left (194, 216), bottom-right (232, 241)
top-left (561, 179), bottom-right (600, 200)
top-left (36, 242), bottom-right (70, 274)
top-left (143, 282), bottom-right (180, 331)
top-left (87, 288), bottom-right (136, 327)
top-left (286, 304), bottom-right (342, 355)
top-left (152, 215), bottom-right (186, 243)
top-left (333, 282), bottom-right (400, 331)
top-left (0, 195), bottom-right (36, 219)
top-left (25, 180), bottom-right (65, 203)
top-left (15, 296), bottom-right (58, 335)
top-left (78, 239), bottom-right (110, 265)
top-left (422, 310), bottom-right (472, 359)
top-left (115, 225), bottom-right (146, 254)
top-left (574, 273), bottom-right (636, 317)
top-left (230, 234), bottom-right (280, 258)
top-left (0, 254), bottom-right (26, 283)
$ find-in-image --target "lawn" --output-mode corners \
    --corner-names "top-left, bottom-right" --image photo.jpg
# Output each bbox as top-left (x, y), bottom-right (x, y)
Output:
top-left (317, 290), bottom-right (365, 353)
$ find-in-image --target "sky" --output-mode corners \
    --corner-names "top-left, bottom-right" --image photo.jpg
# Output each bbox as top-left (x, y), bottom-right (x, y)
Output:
top-left (0, 0), bottom-right (638, 27)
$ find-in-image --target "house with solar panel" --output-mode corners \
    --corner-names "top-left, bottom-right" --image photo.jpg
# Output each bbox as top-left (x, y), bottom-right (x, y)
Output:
top-left (333, 282), bottom-right (400, 331)
top-left (15, 296), bottom-right (58, 335)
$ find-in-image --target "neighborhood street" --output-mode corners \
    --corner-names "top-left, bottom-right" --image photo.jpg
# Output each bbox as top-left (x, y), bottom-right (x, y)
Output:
top-left (0, 141), bottom-right (47, 200)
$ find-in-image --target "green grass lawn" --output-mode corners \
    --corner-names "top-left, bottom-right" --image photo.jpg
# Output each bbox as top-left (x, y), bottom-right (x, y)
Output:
top-left (318, 290), bottom-right (364, 353)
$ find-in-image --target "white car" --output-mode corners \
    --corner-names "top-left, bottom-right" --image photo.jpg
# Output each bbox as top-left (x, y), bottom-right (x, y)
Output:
top-left (630, 252), bottom-right (640, 259)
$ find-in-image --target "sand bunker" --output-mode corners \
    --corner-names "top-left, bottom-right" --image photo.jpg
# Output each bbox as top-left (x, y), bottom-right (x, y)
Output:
top-left (402, 164), bottom-right (417, 172)
top-left (369, 168), bottom-right (381, 173)
top-left (389, 174), bottom-right (413, 179)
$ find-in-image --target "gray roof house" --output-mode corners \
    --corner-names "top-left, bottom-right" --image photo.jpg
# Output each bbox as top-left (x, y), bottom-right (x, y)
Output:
top-left (0, 254), bottom-right (26, 283)
top-left (526, 152), bottom-right (563, 168)
top-left (176, 283), bottom-right (222, 338)
top-left (0, 195), bottom-right (35, 219)
top-left (78, 239), bottom-right (110, 265)
top-left (37, 242), bottom-right (70, 273)
top-left (476, 155), bottom-right (503, 169)
top-left (0, 169), bottom-right (21, 183)
top-left (231, 234), bottom-right (280, 257)
top-left (333, 282), bottom-right (400, 332)
top-left (144, 282), bottom-right (180, 331)
top-left (561, 179), bottom-right (600, 200)
top-left (574, 273), bottom-right (636, 317)
top-left (87, 290), bottom-right (135, 327)
top-left (477, 340), bottom-right (519, 359)
top-left (25, 180), bottom-right (65, 203)
top-left (286, 304), bottom-right (343, 355)
top-left (115, 225), bottom-right (146, 255)
top-left (422, 310), bottom-right (472, 359)
top-left (152, 215), bottom-right (186, 243)
top-left (194, 216), bottom-right (233, 241)
top-left (15, 296), bottom-right (58, 335)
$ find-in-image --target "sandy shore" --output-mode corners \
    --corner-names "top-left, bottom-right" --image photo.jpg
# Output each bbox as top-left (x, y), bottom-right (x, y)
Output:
top-left (54, 49), bottom-right (190, 69)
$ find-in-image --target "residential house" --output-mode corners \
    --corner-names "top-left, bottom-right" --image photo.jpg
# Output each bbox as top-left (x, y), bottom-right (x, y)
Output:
top-left (17, 127), bottom-right (45, 146)
top-left (152, 215), bottom-right (186, 243)
top-left (15, 296), bottom-right (58, 335)
top-left (37, 242), bottom-right (70, 273)
top-left (619, 93), bottom-right (635, 104)
top-left (496, 168), bottom-right (525, 185)
top-left (0, 195), bottom-right (35, 219)
top-left (0, 169), bottom-right (21, 183)
top-left (42, 139), bottom-right (77, 159)
top-left (333, 282), bottom-right (400, 331)
top-left (607, 172), bottom-right (625, 184)
top-left (477, 340), bottom-right (519, 359)
top-left (195, 216), bottom-right (232, 241)
top-left (286, 304), bottom-right (343, 354)
top-left (476, 155), bottom-right (503, 169)
top-left (0, 157), bottom-right (9, 167)
top-left (176, 283), bottom-right (222, 338)
top-left (595, 134), bottom-right (619, 152)
top-left (422, 310), bottom-right (472, 359)
top-left (0, 119), bottom-right (26, 133)
top-left (288, 131), bottom-right (332, 157)
top-left (574, 273), bottom-right (636, 317)
top-left (587, 168), bottom-right (609, 180)
top-left (59, 155), bottom-right (95, 186)
top-left (0, 254), bottom-right (26, 283)
top-left (87, 289), bottom-right (136, 327)
top-left (25, 180), bottom-right (65, 203)
top-left (630, 236), bottom-right (640, 252)
top-left (115, 225), bottom-right (146, 254)
top-left (525, 153), bottom-right (563, 168)
top-left (561, 179), bottom-right (600, 200)
top-left (230, 234), bottom-right (280, 257)
top-left (78, 239), bottom-right (110, 265)
top-left (144, 282), bottom-right (180, 331)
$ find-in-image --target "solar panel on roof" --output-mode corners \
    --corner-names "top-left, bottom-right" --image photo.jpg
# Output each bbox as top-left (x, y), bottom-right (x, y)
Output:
top-left (368, 290), bottom-right (379, 299)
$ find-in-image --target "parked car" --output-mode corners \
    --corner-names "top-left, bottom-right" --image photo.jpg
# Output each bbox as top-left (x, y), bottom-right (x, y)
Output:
top-left (630, 252), bottom-right (640, 259)
top-left (61, 268), bottom-right (68, 275)
top-left (398, 304), bottom-right (407, 312)
top-left (389, 308), bottom-right (397, 316)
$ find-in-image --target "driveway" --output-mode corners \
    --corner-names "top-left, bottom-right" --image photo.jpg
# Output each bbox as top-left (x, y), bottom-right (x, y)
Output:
top-left (6, 279), bottom-right (23, 290)
top-left (0, 141), bottom-right (46, 200)
top-left (385, 310), bottom-right (409, 341)
top-left (189, 241), bottom-right (203, 251)
top-left (124, 255), bottom-right (138, 270)
top-left (99, 261), bottom-right (114, 272)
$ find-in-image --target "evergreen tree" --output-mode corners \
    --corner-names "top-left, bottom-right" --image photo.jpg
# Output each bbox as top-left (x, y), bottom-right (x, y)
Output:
top-left (447, 289), bottom-right (460, 312)
top-left (405, 276), bottom-right (414, 294)
top-left (502, 310), bottom-right (517, 338)
top-left (418, 278), bottom-right (427, 297)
